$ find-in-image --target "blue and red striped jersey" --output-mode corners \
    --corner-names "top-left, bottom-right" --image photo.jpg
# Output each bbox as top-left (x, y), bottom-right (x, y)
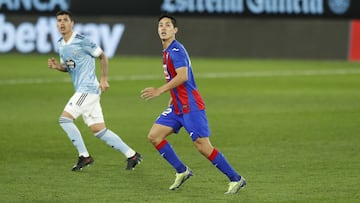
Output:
top-left (162, 40), bottom-right (205, 114)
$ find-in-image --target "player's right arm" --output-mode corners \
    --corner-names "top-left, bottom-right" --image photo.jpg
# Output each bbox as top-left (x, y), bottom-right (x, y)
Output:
top-left (140, 67), bottom-right (188, 101)
top-left (48, 57), bottom-right (68, 72)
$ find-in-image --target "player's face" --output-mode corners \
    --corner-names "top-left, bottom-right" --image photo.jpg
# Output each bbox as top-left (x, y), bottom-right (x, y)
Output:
top-left (56, 14), bottom-right (73, 35)
top-left (158, 17), bottom-right (177, 41)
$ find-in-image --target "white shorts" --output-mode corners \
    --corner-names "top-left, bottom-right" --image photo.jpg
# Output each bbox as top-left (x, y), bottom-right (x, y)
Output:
top-left (64, 92), bottom-right (104, 126)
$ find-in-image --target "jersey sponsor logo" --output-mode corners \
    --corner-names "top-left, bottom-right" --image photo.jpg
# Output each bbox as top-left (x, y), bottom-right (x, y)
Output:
top-left (163, 52), bottom-right (171, 80)
top-left (163, 64), bottom-right (170, 80)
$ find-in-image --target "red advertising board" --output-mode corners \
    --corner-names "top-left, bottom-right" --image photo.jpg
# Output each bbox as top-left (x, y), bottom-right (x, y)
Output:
top-left (349, 20), bottom-right (360, 61)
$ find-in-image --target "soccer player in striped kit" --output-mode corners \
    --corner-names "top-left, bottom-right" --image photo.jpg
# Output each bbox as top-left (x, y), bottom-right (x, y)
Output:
top-left (141, 14), bottom-right (246, 194)
top-left (48, 10), bottom-right (142, 171)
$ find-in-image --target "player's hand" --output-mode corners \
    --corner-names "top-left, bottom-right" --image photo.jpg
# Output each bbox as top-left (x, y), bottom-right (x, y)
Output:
top-left (48, 57), bottom-right (58, 69)
top-left (141, 87), bottom-right (160, 100)
top-left (100, 79), bottom-right (110, 92)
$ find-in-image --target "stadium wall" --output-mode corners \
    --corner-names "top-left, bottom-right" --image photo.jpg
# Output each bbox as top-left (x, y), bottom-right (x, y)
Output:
top-left (0, 15), bottom-right (351, 60)
top-left (1, 0), bottom-right (359, 60)
top-left (117, 16), bottom-right (351, 60)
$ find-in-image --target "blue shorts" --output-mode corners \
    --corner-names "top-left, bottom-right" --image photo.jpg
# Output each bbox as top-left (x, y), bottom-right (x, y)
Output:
top-left (155, 107), bottom-right (211, 141)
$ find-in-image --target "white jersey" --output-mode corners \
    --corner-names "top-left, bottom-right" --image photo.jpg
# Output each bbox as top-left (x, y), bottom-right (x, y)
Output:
top-left (56, 32), bottom-right (103, 94)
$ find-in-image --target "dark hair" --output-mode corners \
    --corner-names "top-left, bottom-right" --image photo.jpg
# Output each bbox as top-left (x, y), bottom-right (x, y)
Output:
top-left (56, 10), bottom-right (73, 20)
top-left (158, 14), bottom-right (177, 27)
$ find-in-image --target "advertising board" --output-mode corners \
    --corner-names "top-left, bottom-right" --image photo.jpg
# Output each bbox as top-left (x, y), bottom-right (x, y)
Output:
top-left (0, 0), bottom-right (358, 60)
top-left (1, 0), bottom-right (359, 19)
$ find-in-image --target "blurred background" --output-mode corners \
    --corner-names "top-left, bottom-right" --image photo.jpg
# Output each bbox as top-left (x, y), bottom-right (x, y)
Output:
top-left (1, 0), bottom-right (359, 61)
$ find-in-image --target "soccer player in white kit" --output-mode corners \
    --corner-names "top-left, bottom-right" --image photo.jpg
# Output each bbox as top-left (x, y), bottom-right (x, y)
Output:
top-left (48, 10), bottom-right (142, 171)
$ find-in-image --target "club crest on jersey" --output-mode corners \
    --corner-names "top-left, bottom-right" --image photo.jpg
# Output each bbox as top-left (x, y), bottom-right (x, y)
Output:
top-left (65, 58), bottom-right (76, 69)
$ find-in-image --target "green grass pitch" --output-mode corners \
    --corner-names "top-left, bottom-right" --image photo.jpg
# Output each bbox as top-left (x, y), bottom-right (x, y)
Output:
top-left (0, 53), bottom-right (359, 202)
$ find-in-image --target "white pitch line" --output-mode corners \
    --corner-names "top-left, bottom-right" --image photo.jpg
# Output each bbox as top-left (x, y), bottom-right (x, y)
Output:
top-left (1, 69), bottom-right (360, 85)
top-left (198, 69), bottom-right (360, 78)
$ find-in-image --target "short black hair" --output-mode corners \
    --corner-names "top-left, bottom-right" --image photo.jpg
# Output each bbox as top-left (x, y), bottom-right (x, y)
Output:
top-left (56, 10), bottom-right (73, 20)
top-left (158, 14), bottom-right (177, 28)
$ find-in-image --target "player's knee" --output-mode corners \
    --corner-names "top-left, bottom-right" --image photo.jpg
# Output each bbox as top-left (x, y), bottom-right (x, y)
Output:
top-left (196, 146), bottom-right (213, 157)
top-left (147, 132), bottom-right (156, 143)
top-left (59, 116), bottom-right (73, 125)
top-left (90, 124), bottom-right (106, 134)
top-left (194, 138), bottom-right (213, 157)
top-left (91, 128), bottom-right (102, 134)
top-left (147, 124), bottom-right (172, 145)
top-left (194, 142), bottom-right (205, 154)
top-left (147, 131), bottom-right (163, 146)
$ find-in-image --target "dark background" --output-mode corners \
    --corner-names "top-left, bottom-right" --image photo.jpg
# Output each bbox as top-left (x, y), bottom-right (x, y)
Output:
top-left (2, 0), bottom-right (359, 19)
top-left (1, 0), bottom-right (358, 60)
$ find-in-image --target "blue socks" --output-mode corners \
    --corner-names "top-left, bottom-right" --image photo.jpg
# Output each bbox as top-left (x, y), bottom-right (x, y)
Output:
top-left (208, 148), bottom-right (241, 182)
top-left (156, 140), bottom-right (187, 173)
top-left (155, 140), bottom-right (241, 181)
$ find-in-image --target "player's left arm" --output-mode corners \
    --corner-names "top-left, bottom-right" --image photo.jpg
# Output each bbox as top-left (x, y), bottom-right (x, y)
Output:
top-left (141, 66), bottom-right (188, 100)
top-left (98, 52), bottom-right (110, 92)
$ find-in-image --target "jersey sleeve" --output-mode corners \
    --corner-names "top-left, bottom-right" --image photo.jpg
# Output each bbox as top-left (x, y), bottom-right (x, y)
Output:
top-left (82, 37), bottom-right (103, 57)
top-left (171, 48), bottom-right (188, 69)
